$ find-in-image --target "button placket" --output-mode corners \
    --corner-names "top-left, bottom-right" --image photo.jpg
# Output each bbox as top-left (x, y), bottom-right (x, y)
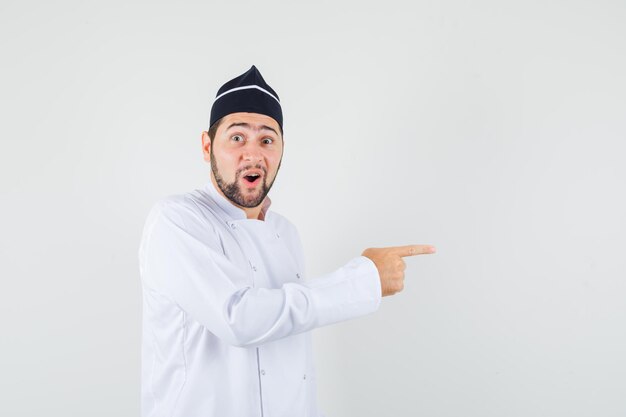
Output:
top-left (248, 260), bottom-right (257, 272)
top-left (272, 227), bottom-right (304, 282)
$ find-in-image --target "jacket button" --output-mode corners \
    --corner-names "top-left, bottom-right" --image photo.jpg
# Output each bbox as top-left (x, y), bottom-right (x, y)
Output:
top-left (230, 223), bottom-right (236, 229)
top-left (296, 273), bottom-right (301, 279)
top-left (261, 370), bottom-right (266, 375)
top-left (303, 374), bottom-right (306, 380)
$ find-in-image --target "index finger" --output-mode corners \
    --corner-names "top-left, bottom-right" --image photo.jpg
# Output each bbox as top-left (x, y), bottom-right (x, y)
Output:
top-left (390, 244), bottom-right (437, 257)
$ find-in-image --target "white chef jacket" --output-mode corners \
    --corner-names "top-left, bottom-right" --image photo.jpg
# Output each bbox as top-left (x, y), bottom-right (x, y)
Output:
top-left (139, 180), bottom-right (382, 417)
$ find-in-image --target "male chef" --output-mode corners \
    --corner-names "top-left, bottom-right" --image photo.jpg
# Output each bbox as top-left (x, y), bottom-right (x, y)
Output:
top-left (139, 65), bottom-right (436, 417)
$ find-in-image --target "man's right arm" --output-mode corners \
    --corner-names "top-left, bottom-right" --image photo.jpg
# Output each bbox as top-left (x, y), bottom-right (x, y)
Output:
top-left (139, 200), bottom-right (382, 349)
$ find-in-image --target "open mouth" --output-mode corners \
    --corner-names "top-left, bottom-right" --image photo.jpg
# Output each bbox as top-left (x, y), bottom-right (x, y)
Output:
top-left (243, 173), bottom-right (261, 185)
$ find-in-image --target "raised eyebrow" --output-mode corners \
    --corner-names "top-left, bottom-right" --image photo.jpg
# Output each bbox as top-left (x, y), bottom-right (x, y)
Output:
top-left (225, 122), bottom-right (251, 132)
top-left (226, 122), bottom-right (278, 136)
top-left (259, 125), bottom-right (279, 136)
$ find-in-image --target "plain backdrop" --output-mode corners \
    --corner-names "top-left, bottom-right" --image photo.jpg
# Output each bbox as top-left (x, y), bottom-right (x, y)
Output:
top-left (1, 1), bottom-right (625, 416)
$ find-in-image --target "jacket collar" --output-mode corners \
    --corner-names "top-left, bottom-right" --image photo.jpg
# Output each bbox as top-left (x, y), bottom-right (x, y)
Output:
top-left (204, 179), bottom-right (272, 221)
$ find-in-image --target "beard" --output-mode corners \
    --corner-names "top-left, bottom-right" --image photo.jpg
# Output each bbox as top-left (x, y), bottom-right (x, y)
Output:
top-left (210, 150), bottom-right (281, 208)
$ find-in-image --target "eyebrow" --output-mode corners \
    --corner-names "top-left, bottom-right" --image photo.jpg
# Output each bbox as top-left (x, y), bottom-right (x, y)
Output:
top-left (226, 122), bottom-right (279, 136)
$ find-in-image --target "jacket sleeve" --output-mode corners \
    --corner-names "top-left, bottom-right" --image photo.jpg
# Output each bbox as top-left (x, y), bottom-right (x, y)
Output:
top-left (139, 199), bottom-right (382, 348)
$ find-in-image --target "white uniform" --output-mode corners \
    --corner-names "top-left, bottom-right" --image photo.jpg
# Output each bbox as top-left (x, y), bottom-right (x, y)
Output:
top-left (139, 180), bottom-right (382, 417)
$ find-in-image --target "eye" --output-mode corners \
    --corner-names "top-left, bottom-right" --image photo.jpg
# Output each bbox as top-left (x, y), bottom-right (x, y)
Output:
top-left (262, 137), bottom-right (274, 145)
top-left (231, 134), bottom-right (244, 142)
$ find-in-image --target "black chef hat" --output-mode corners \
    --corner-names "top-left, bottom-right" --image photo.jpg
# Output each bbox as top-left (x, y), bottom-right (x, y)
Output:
top-left (209, 65), bottom-right (283, 132)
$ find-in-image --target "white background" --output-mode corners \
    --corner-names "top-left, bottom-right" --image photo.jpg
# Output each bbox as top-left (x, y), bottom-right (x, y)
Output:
top-left (1, 1), bottom-right (625, 416)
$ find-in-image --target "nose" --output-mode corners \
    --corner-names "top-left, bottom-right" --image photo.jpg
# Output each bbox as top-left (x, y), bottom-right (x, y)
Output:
top-left (242, 142), bottom-right (263, 164)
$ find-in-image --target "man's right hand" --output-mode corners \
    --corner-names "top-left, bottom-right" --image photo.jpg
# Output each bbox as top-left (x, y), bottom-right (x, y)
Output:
top-left (361, 244), bottom-right (436, 297)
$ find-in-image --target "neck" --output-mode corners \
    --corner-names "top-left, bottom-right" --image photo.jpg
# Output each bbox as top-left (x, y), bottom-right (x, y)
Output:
top-left (210, 175), bottom-right (264, 220)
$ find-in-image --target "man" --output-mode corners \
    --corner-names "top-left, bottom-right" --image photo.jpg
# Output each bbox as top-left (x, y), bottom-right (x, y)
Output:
top-left (139, 65), bottom-right (436, 416)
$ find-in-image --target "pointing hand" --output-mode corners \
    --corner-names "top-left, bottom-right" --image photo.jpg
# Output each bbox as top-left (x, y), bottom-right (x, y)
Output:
top-left (361, 245), bottom-right (436, 297)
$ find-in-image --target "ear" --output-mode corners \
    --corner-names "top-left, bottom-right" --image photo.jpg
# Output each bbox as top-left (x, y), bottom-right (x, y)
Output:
top-left (201, 131), bottom-right (211, 163)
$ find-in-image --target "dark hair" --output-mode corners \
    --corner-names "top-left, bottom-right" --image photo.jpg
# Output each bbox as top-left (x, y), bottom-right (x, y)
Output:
top-left (207, 117), bottom-right (224, 141)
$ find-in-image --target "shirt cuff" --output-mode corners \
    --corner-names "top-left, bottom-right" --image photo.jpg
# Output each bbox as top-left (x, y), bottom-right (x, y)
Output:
top-left (307, 255), bottom-right (382, 328)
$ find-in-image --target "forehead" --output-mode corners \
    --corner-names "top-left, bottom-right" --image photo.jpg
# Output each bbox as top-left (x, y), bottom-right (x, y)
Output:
top-left (220, 112), bottom-right (281, 134)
